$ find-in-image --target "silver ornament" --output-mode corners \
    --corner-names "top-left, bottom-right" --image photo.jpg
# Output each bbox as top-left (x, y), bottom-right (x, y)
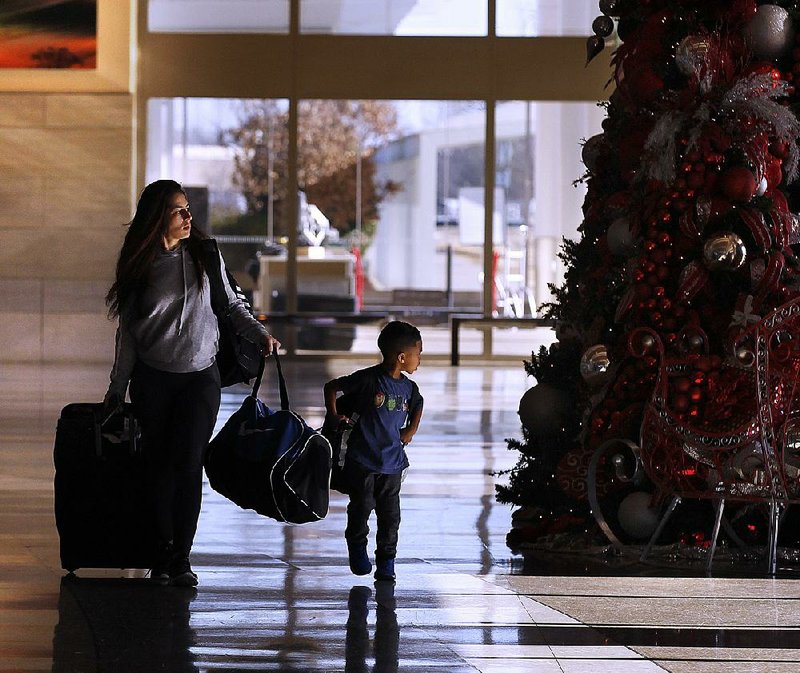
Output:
top-left (592, 15), bottom-right (615, 38)
top-left (727, 445), bottom-right (767, 486)
top-left (746, 4), bottom-right (795, 61)
top-left (518, 384), bottom-right (570, 435)
top-left (617, 491), bottom-right (660, 540)
top-left (581, 134), bottom-right (605, 173)
top-left (702, 232), bottom-right (747, 270)
top-left (599, 0), bottom-right (618, 17)
top-left (607, 217), bottom-right (636, 256)
top-left (784, 422), bottom-right (800, 478)
top-left (686, 334), bottom-right (705, 353)
top-left (757, 175), bottom-right (768, 196)
top-left (638, 333), bottom-right (656, 353)
top-left (580, 344), bottom-right (611, 386)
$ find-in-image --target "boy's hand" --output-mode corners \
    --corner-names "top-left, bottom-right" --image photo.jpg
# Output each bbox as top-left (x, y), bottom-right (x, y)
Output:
top-left (326, 412), bottom-right (350, 427)
top-left (400, 427), bottom-right (415, 446)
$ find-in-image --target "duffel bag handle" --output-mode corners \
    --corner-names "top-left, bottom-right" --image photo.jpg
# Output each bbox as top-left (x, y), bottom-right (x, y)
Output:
top-left (251, 345), bottom-right (290, 411)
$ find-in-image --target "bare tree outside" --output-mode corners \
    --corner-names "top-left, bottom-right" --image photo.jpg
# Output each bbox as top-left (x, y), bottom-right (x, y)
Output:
top-left (220, 99), bottom-right (402, 242)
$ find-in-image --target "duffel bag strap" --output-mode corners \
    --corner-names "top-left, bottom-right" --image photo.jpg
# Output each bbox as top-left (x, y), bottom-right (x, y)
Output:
top-left (251, 345), bottom-right (290, 411)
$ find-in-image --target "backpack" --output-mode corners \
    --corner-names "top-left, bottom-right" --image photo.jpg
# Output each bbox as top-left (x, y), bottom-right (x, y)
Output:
top-left (202, 238), bottom-right (263, 388)
top-left (321, 393), bottom-right (360, 495)
top-left (204, 352), bottom-right (332, 524)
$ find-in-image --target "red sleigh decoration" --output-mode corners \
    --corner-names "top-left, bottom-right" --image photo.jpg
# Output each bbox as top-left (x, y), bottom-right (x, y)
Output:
top-left (627, 296), bottom-right (800, 572)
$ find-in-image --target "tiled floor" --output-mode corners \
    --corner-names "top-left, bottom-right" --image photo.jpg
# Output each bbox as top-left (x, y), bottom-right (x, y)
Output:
top-left (1, 360), bottom-right (799, 672)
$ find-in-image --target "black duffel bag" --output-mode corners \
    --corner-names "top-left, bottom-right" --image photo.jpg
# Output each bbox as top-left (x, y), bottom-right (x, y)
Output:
top-left (204, 350), bottom-right (332, 524)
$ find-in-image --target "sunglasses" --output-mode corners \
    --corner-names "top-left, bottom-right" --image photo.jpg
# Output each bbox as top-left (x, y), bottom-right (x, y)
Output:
top-left (171, 206), bottom-right (191, 221)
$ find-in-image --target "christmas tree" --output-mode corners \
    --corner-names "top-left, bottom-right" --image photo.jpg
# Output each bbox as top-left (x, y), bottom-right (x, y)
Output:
top-left (499, 0), bottom-right (800, 553)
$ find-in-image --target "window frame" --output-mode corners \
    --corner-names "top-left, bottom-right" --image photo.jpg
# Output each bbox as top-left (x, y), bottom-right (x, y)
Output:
top-left (136, 0), bottom-right (609, 358)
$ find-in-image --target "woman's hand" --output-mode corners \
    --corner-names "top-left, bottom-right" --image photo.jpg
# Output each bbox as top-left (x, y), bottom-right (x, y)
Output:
top-left (103, 390), bottom-right (123, 414)
top-left (264, 334), bottom-right (282, 356)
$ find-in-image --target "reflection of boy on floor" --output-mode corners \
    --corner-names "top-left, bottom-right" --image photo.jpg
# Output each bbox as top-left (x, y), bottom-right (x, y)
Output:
top-left (324, 321), bottom-right (424, 581)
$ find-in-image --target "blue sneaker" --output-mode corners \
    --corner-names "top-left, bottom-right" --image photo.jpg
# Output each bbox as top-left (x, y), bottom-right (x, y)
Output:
top-left (374, 557), bottom-right (395, 581)
top-left (348, 545), bottom-right (372, 576)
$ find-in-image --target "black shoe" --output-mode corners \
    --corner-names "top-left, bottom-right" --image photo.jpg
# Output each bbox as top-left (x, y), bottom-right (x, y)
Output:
top-left (149, 565), bottom-right (170, 583)
top-left (374, 557), bottom-right (395, 582)
top-left (169, 556), bottom-right (198, 587)
top-left (150, 542), bottom-right (173, 583)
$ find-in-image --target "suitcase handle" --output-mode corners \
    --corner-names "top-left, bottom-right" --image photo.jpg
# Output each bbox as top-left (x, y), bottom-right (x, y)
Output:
top-left (97, 403), bottom-right (122, 427)
top-left (92, 404), bottom-right (141, 458)
top-left (251, 345), bottom-right (290, 411)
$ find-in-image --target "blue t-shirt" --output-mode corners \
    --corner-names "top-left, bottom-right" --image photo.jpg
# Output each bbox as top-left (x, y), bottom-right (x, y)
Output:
top-left (335, 364), bottom-right (423, 474)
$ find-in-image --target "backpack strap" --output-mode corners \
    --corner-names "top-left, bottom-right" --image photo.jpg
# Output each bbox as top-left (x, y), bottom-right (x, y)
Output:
top-left (200, 238), bottom-right (227, 317)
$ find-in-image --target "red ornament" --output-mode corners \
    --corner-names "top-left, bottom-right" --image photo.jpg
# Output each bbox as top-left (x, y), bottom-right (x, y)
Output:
top-left (720, 167), bottom-right (757, 202)
top-left (674, 377), bottom-right (691, 393)
top-left (625, 67), bottom-right (664, 104)
top-left (765, 159), bottom-right (783, 190)
top-left (770, 141), bottom-right (790, 159)
top-left (673, 394), bottom-right (690, 412)
top-left (688, 172), bottom-right (705, 189)
top-left (709, 196), bottom-right (732, 218)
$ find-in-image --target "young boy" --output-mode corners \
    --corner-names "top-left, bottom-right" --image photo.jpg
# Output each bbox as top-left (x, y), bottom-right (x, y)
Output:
top-left (324, 321), bottom-right (424, 581)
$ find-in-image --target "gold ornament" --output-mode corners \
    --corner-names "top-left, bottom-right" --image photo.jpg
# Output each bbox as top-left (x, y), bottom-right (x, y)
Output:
top-left (702, 232), bottom-right (747, 270)
top-left (580, 344), bottom-right (611, 386)
top-left (675, 34), bottom-right (713, 79)
top-left (736, 348), bottom-right (755, 367)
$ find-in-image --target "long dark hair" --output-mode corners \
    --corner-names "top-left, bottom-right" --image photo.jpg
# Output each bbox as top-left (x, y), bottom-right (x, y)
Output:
top-left (106, 179), bottom-right (208, 318)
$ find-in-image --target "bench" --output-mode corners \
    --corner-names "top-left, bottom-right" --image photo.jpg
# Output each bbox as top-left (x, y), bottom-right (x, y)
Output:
top-left (450, 315), bottom-right (556, 365)
top-left (390, 289), bottom-right (449, 306)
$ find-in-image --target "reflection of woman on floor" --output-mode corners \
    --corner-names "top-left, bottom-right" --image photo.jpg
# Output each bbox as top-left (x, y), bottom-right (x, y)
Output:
top-left (52, 576), bottom-right (199, 672)
top-left (345, 584), bottom-right (399, 673)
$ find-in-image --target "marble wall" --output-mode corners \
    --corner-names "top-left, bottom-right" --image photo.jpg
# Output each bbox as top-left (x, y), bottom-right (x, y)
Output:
top-left (0, 93), bottom-right (133, 364)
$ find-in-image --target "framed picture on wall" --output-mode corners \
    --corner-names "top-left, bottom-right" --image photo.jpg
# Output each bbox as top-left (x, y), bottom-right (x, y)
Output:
top-left (0, 0), bottom-right (130, 92)
top-left (0, 1), bottom-right (97, 69)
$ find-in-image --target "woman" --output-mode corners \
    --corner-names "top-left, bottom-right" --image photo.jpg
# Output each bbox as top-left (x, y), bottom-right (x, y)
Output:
top-left (104, 180), bottom-right (280, 586)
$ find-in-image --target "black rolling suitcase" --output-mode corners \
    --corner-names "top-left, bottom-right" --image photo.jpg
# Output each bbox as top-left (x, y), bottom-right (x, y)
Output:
top-left (53, 403), bottom-right (156, 572)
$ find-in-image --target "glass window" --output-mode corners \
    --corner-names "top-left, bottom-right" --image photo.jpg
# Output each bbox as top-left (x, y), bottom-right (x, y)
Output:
top-left (146, 97), bottom-right (290, 306)
top-left (287, 99), bottom-right (486, 354)
top-left (494, 100), bottom-right (604, 321)
top-left (301, 0), bottom-right (488, 36)
top-left (497, 0), bottom-right (597, 37)
top-left (148, 0), bottom-right (289, 33)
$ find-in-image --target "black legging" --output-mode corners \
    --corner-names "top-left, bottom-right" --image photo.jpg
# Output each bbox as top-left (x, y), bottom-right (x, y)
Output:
top-left (130, 361), bottom-right (221, 559)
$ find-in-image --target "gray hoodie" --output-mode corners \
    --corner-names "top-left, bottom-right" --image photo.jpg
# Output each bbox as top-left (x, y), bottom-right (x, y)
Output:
top-left (107, 242), bottom-right (267, 398)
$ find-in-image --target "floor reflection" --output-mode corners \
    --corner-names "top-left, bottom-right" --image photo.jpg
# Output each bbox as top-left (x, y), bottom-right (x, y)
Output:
top-left (345, 583), bottom-right (399, 673)
top-left (10, 361), bottom-right (766, 672)
top-left (52, 576), bottom-right (198, 673)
